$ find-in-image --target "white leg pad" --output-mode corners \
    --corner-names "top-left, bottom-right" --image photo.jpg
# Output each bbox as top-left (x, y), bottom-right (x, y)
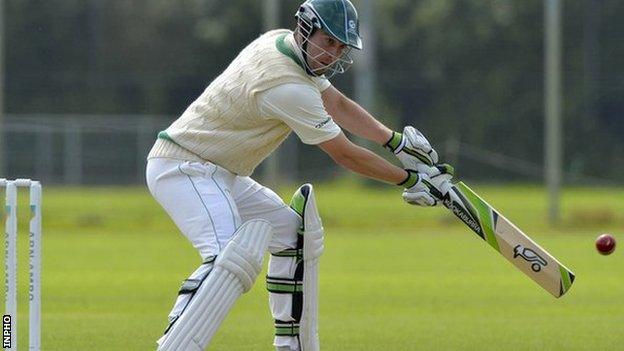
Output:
top-left (157, 219), bottom-right (273, 351)
top-left (299, 185), bottom-right (323, 351)
top-left (269, 184), bottom-right (324, 351)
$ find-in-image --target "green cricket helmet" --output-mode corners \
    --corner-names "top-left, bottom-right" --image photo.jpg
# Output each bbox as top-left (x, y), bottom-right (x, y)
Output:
top-left (294, 0), bottom-right (362, 78)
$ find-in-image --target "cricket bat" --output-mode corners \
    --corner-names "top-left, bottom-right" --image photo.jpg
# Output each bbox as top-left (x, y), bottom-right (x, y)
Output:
top-left (438, 181), bottom-right (575, 298)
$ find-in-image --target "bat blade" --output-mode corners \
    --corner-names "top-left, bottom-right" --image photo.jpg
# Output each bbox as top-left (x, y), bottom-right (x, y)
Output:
top-left (441, 181), bottom-right (575, 298)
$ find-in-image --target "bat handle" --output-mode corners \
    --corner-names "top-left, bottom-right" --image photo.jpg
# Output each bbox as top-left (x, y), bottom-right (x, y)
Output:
top-left (428, 175), bottom-right (453, 199)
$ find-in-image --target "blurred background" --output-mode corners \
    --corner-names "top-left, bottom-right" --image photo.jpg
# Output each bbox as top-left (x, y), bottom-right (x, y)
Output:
top-left (1, 3), bottom-right (623, 349)
top-left (1, 1), bottom-right (622, 194)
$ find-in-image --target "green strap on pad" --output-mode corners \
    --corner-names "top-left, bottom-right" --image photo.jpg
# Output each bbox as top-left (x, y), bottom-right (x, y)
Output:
top-left (275, 321), bottom-right (300, 337)
top-left (271, 248), bottom-right (303, 257)
top-left (267, 276), bottom-right (304, 293)
top-left (178, 256), bottom-right (216, 294)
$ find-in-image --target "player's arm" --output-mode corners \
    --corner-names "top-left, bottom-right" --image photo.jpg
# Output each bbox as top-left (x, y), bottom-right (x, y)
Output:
top-left (257, 83), bottom-right (438, 206)
top-left (321, 86), bottom-right (392, 145)
top-left (322, 86), bottom-right (439, 170)
top-left (318, 132), bottom-right (406, 184)
top-left (318, 133), bottom-right (439, 206)
top-left (258, 83), bottom-right (405, 184)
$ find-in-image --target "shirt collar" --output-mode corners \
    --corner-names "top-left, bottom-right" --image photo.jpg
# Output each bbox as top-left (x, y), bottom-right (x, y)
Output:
top-left (285, 33), bottom-right (306, 65)
top-left (276, 32), bottom-right (306, 71)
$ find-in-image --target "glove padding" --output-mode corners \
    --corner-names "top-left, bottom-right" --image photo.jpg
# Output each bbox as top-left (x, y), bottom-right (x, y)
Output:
top-left (419, 163), bottom-right (455, 200)
top-left (386, 126), bottom-right (438, 170)
top-left (401, 171), bottom-right (439, 206)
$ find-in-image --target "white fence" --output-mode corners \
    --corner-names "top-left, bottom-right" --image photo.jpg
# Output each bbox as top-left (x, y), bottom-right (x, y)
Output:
top-left (3, 114), bottom-right (170, 184)
top-left (1, 114), bottom-right (314, 185)
top-left (1, 114), bottom-right (617, 186)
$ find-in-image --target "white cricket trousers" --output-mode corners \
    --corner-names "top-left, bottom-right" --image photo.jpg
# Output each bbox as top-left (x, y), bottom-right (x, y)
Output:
top-left (146, 158), bottom-right (302, 350)
top-left (146, 158), bottom-right (300, 258)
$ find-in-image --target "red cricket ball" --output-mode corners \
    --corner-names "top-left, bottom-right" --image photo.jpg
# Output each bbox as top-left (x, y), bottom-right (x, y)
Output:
top-left (595, 234), bottom-right (616, 255)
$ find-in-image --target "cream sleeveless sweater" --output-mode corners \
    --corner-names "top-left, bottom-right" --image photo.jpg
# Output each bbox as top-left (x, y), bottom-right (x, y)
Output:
top-left (148, 29), bottom-right (326, 176)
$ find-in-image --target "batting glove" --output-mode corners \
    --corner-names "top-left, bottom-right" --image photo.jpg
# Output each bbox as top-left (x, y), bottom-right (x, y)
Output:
top-left (420, 163), bottom-right (455, 199)
top-left (385, 126), bottom-right (439, 172)
top-left (399, 170), bottom-right (439, 206)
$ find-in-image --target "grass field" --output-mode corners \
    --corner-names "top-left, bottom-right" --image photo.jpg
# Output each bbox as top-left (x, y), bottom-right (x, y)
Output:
top-left (3, 182), bottom-right (623, 350)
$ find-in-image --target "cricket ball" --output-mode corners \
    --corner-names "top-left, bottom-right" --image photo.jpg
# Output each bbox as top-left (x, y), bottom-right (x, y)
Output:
top-left (595, 234), bottom-right (616, 255)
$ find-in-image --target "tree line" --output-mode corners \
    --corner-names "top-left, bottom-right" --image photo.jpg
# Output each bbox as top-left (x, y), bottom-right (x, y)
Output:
top-left (5, 0), bottom-right (623, 182)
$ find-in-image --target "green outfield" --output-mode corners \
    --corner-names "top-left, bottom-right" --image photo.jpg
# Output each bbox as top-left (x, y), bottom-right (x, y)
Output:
top-left (4, 182), bottom-right (623, 350)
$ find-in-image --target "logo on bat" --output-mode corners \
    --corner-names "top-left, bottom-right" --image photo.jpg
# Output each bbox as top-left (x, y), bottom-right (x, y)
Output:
top-left (513, 245), bottom-right (547, 272)
top-left (444, 198), bottom-right (483, 237)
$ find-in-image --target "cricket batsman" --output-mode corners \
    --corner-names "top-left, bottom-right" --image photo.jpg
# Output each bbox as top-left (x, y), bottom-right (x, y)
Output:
top-left (146, 1), bottom-right (447, 350)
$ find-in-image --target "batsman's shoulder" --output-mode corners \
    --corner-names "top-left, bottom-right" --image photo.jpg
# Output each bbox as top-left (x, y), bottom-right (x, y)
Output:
top-left (263, 28), bottom-right (292, 37)
top-left (262, 83), bottom-right (322, 106)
